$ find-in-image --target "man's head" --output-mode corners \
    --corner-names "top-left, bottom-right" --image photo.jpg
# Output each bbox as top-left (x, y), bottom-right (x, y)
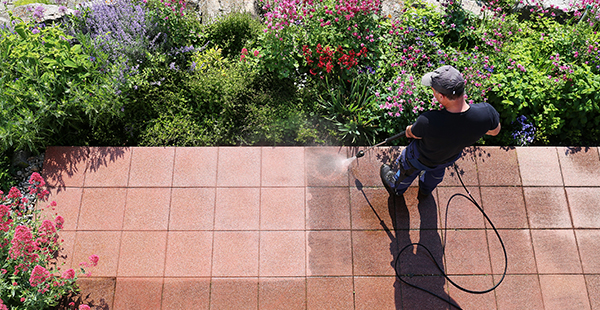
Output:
top-left (421, 65), bottom-right (465, 100)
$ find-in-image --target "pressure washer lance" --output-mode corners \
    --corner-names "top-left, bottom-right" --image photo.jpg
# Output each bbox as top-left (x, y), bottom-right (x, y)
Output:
top-left (355, 131), bottom-right (406, 158)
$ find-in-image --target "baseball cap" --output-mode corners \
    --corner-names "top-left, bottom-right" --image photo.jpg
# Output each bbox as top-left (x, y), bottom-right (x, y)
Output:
top-left (421, 65), bottom-right (465, 96)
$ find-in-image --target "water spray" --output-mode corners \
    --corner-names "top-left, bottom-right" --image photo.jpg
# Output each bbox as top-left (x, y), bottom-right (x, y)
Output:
top-left (355, 131), bottom-right (406, 158)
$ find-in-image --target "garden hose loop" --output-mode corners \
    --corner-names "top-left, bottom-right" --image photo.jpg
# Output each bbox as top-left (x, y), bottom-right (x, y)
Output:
top-left (394, 164), bottom-right (508, 310)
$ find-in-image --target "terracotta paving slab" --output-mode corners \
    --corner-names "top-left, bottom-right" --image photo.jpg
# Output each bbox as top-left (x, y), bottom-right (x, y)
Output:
top-left (480, 186), bottom-right (528, 229)
top-left (261, 147), bottom-right (305, 187)
top-left (258, 277), bottom-right (306, 309)
top-left (172, 147), bottom-right (217, 187)
top-left (306, 230), bottom-right (353, 276)
top-left (353, 276), bottom-right (400, 310)
top-left (161, 278), bottom-right (211, 310)
top-left (84, 147), bottom-right (132, 187)
top-left (260, 187), bottom-right (305, 230)
top-left (524, 187), bottom-right (572, 228)
top-left (586, 275), bottom-right (600, 310)
top-left (566, 187), bottom-right (600, 228)
top-left (517, 147), bottom-right (563, 186)
top-left (487, 229), bottom-right (536, 275)
top-left (78, 188), bottom-right (127, 231)
top-left (494, 274), bottom-right (544, 310)
top-left (574, 230), bottom-right (600, 273)
top-left (72, 231), bottom-right (121, 277)
top-left (476, 146), bottom-right (521, 186)
top-left (446, 275), bottom-right (497, 309)
top-left (539, 275), bottom-right (591, 310)
top-left (209, 278), bottom-right (259, 310)
top-left (306, 277), bottom-right (354, 310)
top-left (164, 231), bottom-right (213, 277)
top-left (306, 187), bottom-right (351, 230)
top-left (557, 147), bottom-right (600, 187)
top-left (40, 146), bottom-right (600, 309)
top-left (259, 231), bottom-right (306, 276)
top-left (128, 147), bottom-right (174, 187)
top-left (531, 229), bottom-right (582, 274)
top-left (113, 278), bottom-right (164, 310)
top-left (168, 187), bottom-right (215, 230)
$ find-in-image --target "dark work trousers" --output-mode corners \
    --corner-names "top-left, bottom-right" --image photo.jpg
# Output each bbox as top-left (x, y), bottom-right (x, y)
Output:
top-left (393, 140), bottom-right (460, 195)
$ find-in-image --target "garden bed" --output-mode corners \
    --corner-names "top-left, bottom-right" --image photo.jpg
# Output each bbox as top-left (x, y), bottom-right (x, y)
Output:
top-left (1, 0), bottom-right (599, 191)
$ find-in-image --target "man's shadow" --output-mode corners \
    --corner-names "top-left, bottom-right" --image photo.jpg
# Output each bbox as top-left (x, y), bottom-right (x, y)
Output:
top-left (355, 179), bottom-right (460, 309)
top-left (391, 192), bottom-right (461, 309)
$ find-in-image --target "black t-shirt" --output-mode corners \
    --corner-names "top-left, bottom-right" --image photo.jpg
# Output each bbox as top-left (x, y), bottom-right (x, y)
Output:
top-left (410, 102), bottom-right (500, 167)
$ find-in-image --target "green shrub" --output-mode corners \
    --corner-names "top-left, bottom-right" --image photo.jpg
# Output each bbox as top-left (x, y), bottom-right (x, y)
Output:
top-left (0, 19), bottom-right (121, 154)
top-left (202, 12), bottom-right (263, 60)
top-left (13, 0), bottom-right (50, 7)
top-left (485, 14), bottom-right (600, 145)
top-left (318, 75), bottom-right (381, 145)
top-left (0, 153), bottom-right (11, 194)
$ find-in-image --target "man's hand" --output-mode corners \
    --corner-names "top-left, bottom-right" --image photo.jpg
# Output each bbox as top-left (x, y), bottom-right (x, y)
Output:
top-left (405, 125), bottom-right (421, 139)
top-left (486, 123), bottom-right (501, 136)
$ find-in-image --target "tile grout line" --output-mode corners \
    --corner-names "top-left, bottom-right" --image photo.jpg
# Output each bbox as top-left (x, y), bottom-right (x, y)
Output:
top-left (476, 153), bottom-right (502, 309)
top-left (558, 147), bottom-right (590, 307)
top-left (112, 146), bottom-right (134, 308)
top-left (344, 147), bottom-right (359, 310)
top-left (257, 147), bottom-right (262, 309)
top-left (159, 147), bottom-right (178, 309)
top-left (303, 147), bottom-right (308, 310)
top-left (208, 146), bottom-right (220, 309)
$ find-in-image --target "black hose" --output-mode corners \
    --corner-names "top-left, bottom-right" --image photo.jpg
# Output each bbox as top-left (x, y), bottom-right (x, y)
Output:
top-left (394, 164), bottom-right (508, 309)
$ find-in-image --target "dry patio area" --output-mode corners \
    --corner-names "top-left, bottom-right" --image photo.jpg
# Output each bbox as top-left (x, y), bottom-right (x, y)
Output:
top-left (40, 145), bottom-right (600, 309)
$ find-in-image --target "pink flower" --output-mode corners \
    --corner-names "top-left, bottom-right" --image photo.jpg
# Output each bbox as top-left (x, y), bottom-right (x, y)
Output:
top-left (79, 305), bottom-right (91, 310)
top-left (20, 297), bottom-right (26, 302)
top-left (89, 255), bottom-right (99, 267)
top-left (7, 187), bottom-right (22, 199)
top-left (253, 50), bottom-right (259, 57)
top-left (55, 215), bottom-right (64, 229)
top-left (0, 299), bottom-right (7, 310)
top-left (9, 225), bottom-right (38, 260)
top-left (61, 268), bottom-right (75, 279)
top-left (29, 265), bottom-right (50, 287)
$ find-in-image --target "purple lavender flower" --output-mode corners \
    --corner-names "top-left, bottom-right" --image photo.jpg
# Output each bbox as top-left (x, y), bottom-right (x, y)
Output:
top-left (33, 6), bottom-right (45, 21)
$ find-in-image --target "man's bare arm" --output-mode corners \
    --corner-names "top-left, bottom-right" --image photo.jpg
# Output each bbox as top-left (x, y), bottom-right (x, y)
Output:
top-left (405, 125), bottom-right (422, 139)
top-left (486, 123), bottom-right (501, 136)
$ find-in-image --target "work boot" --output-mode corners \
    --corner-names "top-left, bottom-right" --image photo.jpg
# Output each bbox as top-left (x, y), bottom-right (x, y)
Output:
top-left (417, 181), bottom-right (431, 200)
top-left (380, 164), bottom-right (398, 196)
top-left (417, 188), bottom-right (431, 201)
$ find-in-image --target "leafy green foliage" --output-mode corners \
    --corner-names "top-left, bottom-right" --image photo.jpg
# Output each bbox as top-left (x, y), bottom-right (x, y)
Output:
top-left (0, 19), bottom-right (121, 154)
top-left (318, 76), bottom-right (381, 145)
top-left (0, 153), bottom-right (11, 194)
top-left (13, 0), bottom-right (50, 6)
top-left (202, 12), bottom-right (263, 59)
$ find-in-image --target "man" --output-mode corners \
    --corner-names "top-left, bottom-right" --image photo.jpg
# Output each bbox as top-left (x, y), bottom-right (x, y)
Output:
top-left (380, 65), bottom-right (501, 199)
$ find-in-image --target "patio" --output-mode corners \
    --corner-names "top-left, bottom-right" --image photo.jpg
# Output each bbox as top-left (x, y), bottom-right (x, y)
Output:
top-left (40, 145), bottom-right (600, 309)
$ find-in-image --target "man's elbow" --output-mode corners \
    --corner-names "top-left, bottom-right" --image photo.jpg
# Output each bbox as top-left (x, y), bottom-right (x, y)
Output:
top-left (487, 123), bottom-right (501, 136)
